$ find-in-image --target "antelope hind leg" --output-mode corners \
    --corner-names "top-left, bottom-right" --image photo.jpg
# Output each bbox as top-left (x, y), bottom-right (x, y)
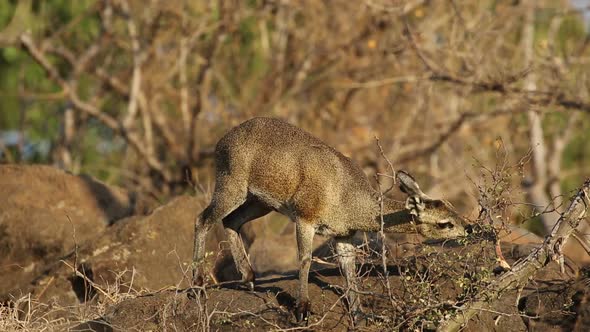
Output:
top-left (192, 178), bottom-right (248, 287)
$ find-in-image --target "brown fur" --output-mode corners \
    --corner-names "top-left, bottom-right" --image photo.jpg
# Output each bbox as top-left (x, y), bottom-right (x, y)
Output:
top-left (192, 117), bottom-right (468, 323)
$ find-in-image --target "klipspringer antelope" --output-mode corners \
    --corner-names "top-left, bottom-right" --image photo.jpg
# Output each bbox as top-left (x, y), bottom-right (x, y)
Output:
top-left (192, 117), bottom-right (468, 322)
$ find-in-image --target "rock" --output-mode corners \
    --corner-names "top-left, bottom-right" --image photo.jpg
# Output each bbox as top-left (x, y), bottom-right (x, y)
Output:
top-left (0, 165), bottom-right (146, 299)
top-left (27, 195), bottom-right (244, 308)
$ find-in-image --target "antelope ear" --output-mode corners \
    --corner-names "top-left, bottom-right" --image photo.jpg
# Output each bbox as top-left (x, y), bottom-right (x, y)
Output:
top-left (405, 196), bottom-right (425, 218)
top-left (397, 170), bottom-right (430, 200)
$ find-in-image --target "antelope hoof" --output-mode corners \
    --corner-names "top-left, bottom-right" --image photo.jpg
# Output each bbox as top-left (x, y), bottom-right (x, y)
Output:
top-left (244, 270), bottom-right (255, 291)
top-left (192, 272), bottom-right (204, 288)
top-left (188, 272), bottom-right (206, 300)
top-left (295, 300), bottom-right (311, 324)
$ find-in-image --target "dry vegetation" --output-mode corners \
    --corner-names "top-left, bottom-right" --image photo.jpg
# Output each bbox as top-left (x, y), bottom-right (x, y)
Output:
top-left (1, 0), bottom-right (590, 331)
top-left (0, 164), bottom-right (589, 329)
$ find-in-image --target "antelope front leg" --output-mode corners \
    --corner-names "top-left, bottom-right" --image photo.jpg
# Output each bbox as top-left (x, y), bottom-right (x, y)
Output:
top-left (295, 221), bottom-right (315, 323)
top-left (335, 236), bottom-right (361, 319)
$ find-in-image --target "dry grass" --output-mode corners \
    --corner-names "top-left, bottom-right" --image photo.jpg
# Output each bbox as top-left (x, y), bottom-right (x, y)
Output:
top-left (0, 265), bottom-right (145, 331)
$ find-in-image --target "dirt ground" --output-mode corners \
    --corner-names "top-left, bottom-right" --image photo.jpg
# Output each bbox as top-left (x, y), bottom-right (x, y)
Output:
top-left (67, 244), bottom-right (589, 331)
top-left (1, 165), bottom-right (589, 331)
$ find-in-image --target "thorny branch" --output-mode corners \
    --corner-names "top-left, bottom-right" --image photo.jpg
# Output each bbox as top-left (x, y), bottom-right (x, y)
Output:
top-left (374, 137), bottom-right (403, 315)
top-left (395, 106), bottom-right (528, 164)
top-left (374, 136), bottom-right (396, 193)
top-left (439, 178), bottom-right (590, 332)
top-left (402, 17), bottom-right (590, 115)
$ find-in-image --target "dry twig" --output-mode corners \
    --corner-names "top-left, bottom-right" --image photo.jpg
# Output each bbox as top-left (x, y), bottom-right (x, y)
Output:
top-left (439, 178), bottom-right (590, 332)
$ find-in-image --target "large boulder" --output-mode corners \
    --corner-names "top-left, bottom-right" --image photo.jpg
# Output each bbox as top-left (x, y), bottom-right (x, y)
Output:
top-left (27, 195), bottom-right (245, 308)
top-left (0, 165), bottom-right (146, 299)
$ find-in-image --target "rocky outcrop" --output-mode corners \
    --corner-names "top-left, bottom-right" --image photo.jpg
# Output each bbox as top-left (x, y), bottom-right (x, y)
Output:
top-left (0, 165), bottom-right (147, 299)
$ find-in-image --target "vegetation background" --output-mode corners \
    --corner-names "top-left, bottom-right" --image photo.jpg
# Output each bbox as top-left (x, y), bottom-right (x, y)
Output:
top-left (1, 0), bottom-right (589, 251)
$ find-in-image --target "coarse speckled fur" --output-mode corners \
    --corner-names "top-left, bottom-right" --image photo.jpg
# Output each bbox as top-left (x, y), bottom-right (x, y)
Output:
top-left (192, 117), bottom-right (468, 323)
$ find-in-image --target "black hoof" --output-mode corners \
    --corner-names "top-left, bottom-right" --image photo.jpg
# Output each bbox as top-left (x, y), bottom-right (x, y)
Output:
top-left (245, 281), bottom-right (254, 291)
top-left (295, 300), bottom-right (311, 324)
top-left (189, 271), bottom-right (207, 300)
top-left (192, 270), bottom-right (204, 288)
top-left (244, 271), bottom-right (256, 291)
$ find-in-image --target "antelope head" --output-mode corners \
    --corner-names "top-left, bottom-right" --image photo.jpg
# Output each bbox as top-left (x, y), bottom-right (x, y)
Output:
top-left (397, 170), bottom-right (469, 239)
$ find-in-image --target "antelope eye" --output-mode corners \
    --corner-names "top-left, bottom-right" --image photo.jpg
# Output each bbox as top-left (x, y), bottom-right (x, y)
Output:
top-left (437, 220), bottom-right (455, 229)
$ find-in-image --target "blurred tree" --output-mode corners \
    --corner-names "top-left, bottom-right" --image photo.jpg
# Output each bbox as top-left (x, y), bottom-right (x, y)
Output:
top-left (0, 1), bottom-right (588, 257)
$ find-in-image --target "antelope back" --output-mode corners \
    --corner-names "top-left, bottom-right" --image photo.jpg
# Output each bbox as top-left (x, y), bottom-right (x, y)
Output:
top-left (214, 118), bottom-right (375, 222)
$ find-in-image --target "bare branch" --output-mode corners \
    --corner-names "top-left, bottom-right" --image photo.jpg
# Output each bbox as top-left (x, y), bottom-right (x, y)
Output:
top-left (179, 23), bottom-right (190, 135)
top-left (374, 136), bottom-right (396, 194)
top-left (120, 0), bottom-right (143, 129)
top-left (396, 106), bottom-right (528, 164)
top-left (20, 33), bottom-right (171, 182)
top-left (439, 178), bottom-right (590, 332)
top-left (20, 34), bottom-right (117, 128)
